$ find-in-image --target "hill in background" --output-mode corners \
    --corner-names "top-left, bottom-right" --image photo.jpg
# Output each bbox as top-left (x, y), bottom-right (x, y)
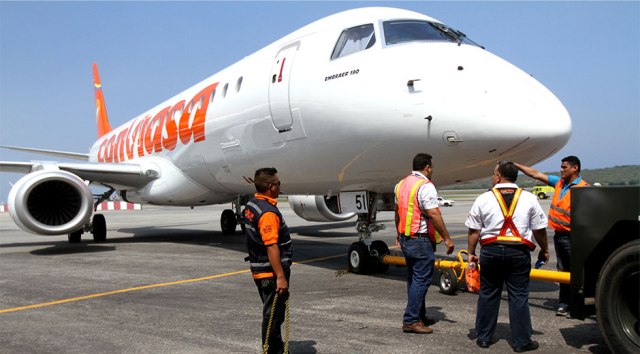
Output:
top-left (441, 165), bottom-right (639, 190)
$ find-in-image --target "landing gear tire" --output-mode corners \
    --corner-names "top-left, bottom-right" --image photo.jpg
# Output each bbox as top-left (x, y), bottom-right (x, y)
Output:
top-left (92, 214), bottom-right (107, 242)
top-left (596, 239), bottom-right (640, 354)
top-left (537, 193), bottom-right (546, 200)
top-left (439, 268), bottom-right (459, 295)
top-left (370, 240), bottom-right (390, 273)
top-left (68, 229), bottom-right (82, 243)
top-left (221, 209), bottom-right (237, 235)
top-left (348, 242), bottom-right (371, 274)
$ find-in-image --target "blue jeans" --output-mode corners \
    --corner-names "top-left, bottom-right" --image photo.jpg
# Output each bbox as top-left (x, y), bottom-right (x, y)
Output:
top-left (476, 244), bottom-right (532, 347)
top-left (399, 236), bottom-right (435, 324)
top-left (554, 231), bottom-right (571, 309)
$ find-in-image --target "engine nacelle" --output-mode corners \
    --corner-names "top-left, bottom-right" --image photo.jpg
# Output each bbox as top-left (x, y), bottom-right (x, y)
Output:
top-left (8, 170), bottom-right (93, 235)
top-left (288, 195), bottom-right (355, 222)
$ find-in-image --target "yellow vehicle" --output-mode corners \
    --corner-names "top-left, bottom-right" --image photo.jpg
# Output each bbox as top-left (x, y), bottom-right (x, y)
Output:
top-left (532, 185), bottom-right (554, 199)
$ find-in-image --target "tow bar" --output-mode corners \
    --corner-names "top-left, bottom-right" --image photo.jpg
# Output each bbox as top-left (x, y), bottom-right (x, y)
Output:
top-left (382, 250), bottom-right (570, 295)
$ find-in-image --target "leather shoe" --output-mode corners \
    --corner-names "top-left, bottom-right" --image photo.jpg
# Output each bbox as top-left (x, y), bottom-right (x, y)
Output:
top-left (513, 341), bottom-right (539, 352)
top-left (476, 340), bottom-right (492, 348)
top-left (402, 321), bottom-right (433, 334)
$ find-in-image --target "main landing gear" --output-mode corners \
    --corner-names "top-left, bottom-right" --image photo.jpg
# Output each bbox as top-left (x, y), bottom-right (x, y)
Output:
top-left (67, 188), bottom-right (115, 243)
top-left (220, 196), bottom-right (249, 235)
top-left (68, 213), bottom-right (107, 243)
top-left (347, 194), bottom-right (391, 274)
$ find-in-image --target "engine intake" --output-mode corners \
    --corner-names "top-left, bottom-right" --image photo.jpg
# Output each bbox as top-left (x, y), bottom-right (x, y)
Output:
top-left (8, 170), bottom-right (93, 235)
top-left (288, 195), bottom-right (355, 222)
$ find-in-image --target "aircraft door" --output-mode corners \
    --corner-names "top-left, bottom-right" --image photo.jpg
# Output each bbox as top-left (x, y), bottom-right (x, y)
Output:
top-left (269, 42), bottom-right (300, 132)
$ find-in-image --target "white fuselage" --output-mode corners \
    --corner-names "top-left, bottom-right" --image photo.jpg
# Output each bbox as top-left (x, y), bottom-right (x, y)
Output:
top-left (88, 7), bottom-right (571, 206)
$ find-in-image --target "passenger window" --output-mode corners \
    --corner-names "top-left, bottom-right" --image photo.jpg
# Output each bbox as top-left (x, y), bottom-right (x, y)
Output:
top-left (331, 24), bottom-right (376, 60)
top-left (209, 89), bottom-right (216, 104)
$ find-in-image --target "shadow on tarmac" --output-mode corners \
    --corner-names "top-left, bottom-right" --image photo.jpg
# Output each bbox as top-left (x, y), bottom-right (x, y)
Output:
top-left (288, 340), bottom-right (318, 353)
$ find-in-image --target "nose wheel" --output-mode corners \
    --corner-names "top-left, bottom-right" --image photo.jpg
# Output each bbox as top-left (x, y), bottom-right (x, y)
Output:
top-left (348, 242), bottom-right (371, 274)
top-left (347, 240), bottom-right (390, 274)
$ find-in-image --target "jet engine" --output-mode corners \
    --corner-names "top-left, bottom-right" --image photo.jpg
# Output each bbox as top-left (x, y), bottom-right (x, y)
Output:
top-left (288, 195), bottom-right (356, 222)
top-left (8, 170), bottom-right (93, 235)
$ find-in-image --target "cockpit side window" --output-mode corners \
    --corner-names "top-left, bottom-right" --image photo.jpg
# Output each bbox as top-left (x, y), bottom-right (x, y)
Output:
top-left (331, 24), bottom-right (376, 60)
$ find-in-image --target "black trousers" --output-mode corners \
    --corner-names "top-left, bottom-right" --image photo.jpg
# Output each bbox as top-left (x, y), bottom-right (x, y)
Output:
top-left (476, 244), bottom-right (532, 347)
top-left (254, 272), bottom-right (290, 354)
top-left (553, 231), bottom-right (571, 308)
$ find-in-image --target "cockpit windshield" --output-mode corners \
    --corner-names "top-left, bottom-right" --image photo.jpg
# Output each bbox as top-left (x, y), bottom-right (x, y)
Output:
top-left (383, 20), bottom-right (482, 48)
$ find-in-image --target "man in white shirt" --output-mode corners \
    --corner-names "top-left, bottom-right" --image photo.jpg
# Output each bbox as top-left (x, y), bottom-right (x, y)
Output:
top-left (395, 153), bottom-right (455, 334)
top-left (465, 161), bottom-right (549, 352)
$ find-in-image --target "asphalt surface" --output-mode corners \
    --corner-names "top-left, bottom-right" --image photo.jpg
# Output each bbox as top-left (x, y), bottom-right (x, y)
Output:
top-left (0, 198), bottom-right (608, 353)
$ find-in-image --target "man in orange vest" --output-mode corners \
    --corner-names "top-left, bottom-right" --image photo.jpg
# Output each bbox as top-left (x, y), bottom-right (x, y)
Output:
top-left (466, 161), bottom-right (549, 352)
top-left (244, 167), bottom-right (293, 354)
top-left (515, 156), bottom-right (589, 316)
top-left (394, 153), bottom-right (455, 334)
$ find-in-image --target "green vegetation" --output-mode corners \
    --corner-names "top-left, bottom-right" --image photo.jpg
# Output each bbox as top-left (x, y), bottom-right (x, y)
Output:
top-left (441, 165), bottom-right (640, 190)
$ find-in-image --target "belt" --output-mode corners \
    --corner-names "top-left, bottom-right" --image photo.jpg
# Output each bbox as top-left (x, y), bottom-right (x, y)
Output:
top-left (401, 233), bottom-right (429, 238)
top-left (484, 243), bottom-right (530, 251)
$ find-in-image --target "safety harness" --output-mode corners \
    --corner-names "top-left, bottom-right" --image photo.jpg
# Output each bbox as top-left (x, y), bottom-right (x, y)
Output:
top-left (479, 188), bottom-right (536, 251)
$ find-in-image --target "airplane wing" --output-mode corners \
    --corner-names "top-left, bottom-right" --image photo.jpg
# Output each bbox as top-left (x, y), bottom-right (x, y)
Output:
top-left (0, 145), bottom-right (90, 161)
top-left (0, 161), bottom-right (157, 189)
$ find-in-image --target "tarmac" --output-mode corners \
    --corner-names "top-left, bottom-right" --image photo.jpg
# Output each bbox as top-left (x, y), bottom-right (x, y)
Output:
top-left (0, 198), bottom-right (608, 353)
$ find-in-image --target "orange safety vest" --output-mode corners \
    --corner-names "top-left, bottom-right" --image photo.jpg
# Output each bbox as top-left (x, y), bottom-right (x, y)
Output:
top-left (548, 178), bottom-right (589, 232)
top-left (479, 188), bottom-right (536, 251)
top-left (394, 174), bottom-right (442, 244)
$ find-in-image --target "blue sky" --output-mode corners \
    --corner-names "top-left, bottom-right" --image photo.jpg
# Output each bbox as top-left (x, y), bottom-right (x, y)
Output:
top-left (0, 1), bottom-right (638, 202)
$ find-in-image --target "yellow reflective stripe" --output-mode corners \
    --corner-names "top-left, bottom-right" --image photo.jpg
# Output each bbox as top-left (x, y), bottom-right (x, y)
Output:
top-left (404, 180), bottom-right (427, 236)
top-left (508, 189), bottom-right (523, 217)
top-left (433, 230), bottom-right (442, 243)
top-left (492, 188), bottom-right (522, 218)
top-left (491, 189), bottom-right (508, 216)
top-left (496, 236), bottom-right (522, 242)
top-left (394, 180), bottom-right (403, 201)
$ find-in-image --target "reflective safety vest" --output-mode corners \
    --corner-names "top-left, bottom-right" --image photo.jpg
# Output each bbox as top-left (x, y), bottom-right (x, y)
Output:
top-left (548, 178), bottom-right (589, 232)
top-left (244, 198), bottom-right (293, 275)
top-left (394, 174), bottom-right (442, 243)
top-left (479, 188), bottom-right (536, 251)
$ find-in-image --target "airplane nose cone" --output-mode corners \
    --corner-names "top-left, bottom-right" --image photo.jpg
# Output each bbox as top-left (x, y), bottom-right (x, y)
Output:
top-left (454, 48), bottom-right (573, 164)
top-left (501, 69), bottom-right (573, 152)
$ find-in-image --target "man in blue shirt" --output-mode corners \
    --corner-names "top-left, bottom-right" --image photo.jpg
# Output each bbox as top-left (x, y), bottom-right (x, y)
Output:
top-left (515, 156), bottom-right (589, 317)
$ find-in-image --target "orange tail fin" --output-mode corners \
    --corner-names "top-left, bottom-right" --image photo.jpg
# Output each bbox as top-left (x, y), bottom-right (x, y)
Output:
top-left (93, 63), bottom-right (112, 138)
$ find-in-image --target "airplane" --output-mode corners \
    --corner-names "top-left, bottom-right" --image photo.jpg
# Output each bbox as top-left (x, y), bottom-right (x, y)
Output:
top-left (0, 7), bottom-right (571, 274)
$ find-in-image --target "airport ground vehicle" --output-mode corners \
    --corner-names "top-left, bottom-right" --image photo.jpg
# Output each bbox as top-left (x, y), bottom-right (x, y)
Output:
top-left (532, 185), bottom-right (554, 199)
top-left (570, 186), bottom-right (639, 354)
top-left (438, 196), bottom-right (455, 207)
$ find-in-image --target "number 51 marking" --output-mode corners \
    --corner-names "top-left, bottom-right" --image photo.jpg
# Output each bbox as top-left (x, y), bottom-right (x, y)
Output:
top-left (339, 191), bottom-right (368, 213)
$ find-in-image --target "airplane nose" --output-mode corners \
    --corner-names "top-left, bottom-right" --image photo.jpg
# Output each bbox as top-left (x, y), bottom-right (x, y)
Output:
top-left (506, 68), bottom-right (572, 160)
top-left (451, 48), bottom-right (573, 164)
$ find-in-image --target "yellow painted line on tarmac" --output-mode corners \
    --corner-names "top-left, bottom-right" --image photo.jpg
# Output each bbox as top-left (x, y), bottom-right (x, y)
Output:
top-left (0, 252), bottom-right (360, 315)
top-left (0, 237), bottom-right (468, 315)
top-left (293, 254), bottom-right (344, 265)
top-left (0, 269), bottom-right (251, 314)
